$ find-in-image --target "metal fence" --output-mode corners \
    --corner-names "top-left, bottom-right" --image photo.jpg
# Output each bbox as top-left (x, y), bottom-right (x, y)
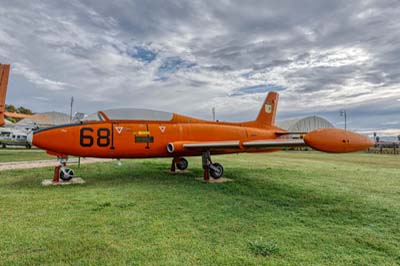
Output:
top-left (367, 143), bottom-right (400, 155)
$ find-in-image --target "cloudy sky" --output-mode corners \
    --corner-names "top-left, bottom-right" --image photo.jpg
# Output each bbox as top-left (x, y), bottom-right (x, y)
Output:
top-left (1, 0), bottom-right (399, 137)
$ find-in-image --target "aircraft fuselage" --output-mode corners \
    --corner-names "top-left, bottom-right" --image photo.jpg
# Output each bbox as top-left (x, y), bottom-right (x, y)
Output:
top-left (31, 121), bottom-right (280, 158)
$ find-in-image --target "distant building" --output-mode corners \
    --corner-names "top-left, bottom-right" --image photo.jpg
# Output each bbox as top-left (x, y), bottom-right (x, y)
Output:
top-left (277, 116), bottom-right (334, 133)
top-left (16, 112), bottom-right (70, 128)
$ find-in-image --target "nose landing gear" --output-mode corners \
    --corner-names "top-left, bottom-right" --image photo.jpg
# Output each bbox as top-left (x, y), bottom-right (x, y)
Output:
top-left (42, 157), bottom-right (85, 186)
top-left (60, 167), bottom-right (75, 181)
top-left (53, 158), bottom-right (75, 183)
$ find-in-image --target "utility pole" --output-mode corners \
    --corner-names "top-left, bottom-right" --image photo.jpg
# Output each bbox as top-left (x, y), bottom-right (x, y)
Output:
top-left (70, 96), bottom-right (74, 122)
top-left (212, 107), bottom-right (216, 121)
top-left (340, 110), bottom-right (347, 131)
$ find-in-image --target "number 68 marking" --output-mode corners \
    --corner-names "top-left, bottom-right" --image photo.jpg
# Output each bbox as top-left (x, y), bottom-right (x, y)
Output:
top-left (80, 128), bottom-right (110, 147)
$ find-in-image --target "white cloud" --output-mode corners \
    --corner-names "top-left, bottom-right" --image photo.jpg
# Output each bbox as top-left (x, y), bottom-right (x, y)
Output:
top-left (33, 96), bottom-right (49, 101)
top-left (13, 63), bottom-right (68, 91)
top-left (0, 0), bottom-right (399, 133)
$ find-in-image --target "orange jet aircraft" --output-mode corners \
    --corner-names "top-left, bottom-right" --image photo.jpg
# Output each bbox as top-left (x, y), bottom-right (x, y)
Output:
top-left (0, 64), bottom-right (374, 182)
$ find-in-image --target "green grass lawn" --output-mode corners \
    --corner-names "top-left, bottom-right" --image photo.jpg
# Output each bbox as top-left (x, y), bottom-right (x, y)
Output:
top-left (0, 152), bottom-right (399, 265)
top-left (0, 149), bottom-right (54, 162)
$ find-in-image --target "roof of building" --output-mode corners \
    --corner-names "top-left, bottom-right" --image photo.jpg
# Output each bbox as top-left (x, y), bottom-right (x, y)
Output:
top-left (276, 116), bottom-right (334, 132)
top-left (16, 112), bottom-right (70, 127)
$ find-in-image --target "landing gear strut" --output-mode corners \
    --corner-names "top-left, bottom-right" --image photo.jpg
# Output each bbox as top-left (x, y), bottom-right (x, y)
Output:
top-left (202, 151), bottom-right (224, 181)
top-left (53, 158), bottom-right (75, 182)
top-left (170, 157), bottom-right (189, 172)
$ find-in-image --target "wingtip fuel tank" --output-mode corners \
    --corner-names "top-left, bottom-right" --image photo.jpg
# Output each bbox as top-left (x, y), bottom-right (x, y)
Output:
top-left (304, 128), bottom-right (374, 153)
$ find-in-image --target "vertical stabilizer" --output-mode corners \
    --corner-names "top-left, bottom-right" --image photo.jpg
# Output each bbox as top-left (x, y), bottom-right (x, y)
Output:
top-left (0, 64), bottom-right (10, 127)
top-left (255, 91), bottom-right (279, 127)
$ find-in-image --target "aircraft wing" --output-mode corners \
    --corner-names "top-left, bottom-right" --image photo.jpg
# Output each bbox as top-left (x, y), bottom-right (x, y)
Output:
top-left (167, 141), bottom-right (241, 153)
top-left (168, 130), bottom-right (373, 153)
top-left (167, 139), bottom-right (306, 153)
top-left (242, 139), bottom-right (306, 148)
top-left (275, 131), bottom-right (307, 135)
top-left (183, 141), bottom-right (240, 149)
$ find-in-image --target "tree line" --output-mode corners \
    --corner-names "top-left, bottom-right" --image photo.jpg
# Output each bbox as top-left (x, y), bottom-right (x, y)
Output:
top-left (4, 104), bottom-right (33, 123)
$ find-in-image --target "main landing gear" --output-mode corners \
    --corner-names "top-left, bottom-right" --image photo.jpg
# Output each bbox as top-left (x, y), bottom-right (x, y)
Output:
top-left (170, 154), bottom-right (224, 180)
top-left (202, 151), bottom-right (224, 181)
top-left (170, 157), bottom-right (189, 172)
top-left (53, 158), bottom-right (75, 182)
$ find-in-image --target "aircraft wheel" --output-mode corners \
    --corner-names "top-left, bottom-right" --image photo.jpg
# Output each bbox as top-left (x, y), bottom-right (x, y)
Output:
top-left (210, 163), bottom-right (224, 179)
top-left (1, 144), bottom-right (5, 149)
top-left (176, 157), bottom-right (189, 171)
top-left (26, 144), bottom-right (31, 149)
top-left (60, 168), bottom-right (75, 181)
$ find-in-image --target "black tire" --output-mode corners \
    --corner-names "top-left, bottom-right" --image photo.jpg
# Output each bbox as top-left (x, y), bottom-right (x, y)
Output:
top-left (60, 168), bottom-right (74, 181)
top-left (2, 143), bottom-right (6, 149)
top-left (176, 157), bottom-right (189, 171)
top-left (210, 163), bottom-right (224, 179)
top-left (26, 144), bottom-right (32, 149)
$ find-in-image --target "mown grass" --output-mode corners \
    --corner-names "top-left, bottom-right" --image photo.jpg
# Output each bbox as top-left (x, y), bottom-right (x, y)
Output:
top-left (0, 152), bottom-right (399, 265)
top-left (0, 149), bottom-right (53, 162)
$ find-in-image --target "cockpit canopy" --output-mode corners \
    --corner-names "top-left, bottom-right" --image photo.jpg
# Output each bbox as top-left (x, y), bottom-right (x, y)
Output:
top-left (83, 108), bottom-right (174, 122)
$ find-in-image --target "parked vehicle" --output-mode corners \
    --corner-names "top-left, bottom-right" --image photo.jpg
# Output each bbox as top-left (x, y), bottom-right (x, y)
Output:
top-left (0, 128), bottom-right (31, 148)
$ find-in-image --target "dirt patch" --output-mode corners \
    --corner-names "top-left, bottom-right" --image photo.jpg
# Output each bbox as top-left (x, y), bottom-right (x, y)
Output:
top-left (42, 177), bottom-right (86, 186)
top-left (0, 158), bottom-right (112, 171)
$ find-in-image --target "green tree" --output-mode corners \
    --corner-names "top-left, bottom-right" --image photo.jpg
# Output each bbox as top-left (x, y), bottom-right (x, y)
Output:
top-left (16, 106), bottom-right (33, 115)
top-left (5, 104), bottom-right (16, 113)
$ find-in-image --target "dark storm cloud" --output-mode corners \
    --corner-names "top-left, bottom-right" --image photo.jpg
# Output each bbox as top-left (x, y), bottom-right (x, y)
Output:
top-left (0, 0), bottom-right (399, 136)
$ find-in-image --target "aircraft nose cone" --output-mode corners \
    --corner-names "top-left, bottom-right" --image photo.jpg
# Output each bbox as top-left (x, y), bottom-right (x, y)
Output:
top-left (27, 132), bottom-right (33, 145)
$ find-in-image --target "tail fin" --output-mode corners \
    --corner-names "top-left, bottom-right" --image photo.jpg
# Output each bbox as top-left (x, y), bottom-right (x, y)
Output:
top-left (255, 91), bottom-right (279, 127)
top-left (0, 64), bottom-right (10, 127)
